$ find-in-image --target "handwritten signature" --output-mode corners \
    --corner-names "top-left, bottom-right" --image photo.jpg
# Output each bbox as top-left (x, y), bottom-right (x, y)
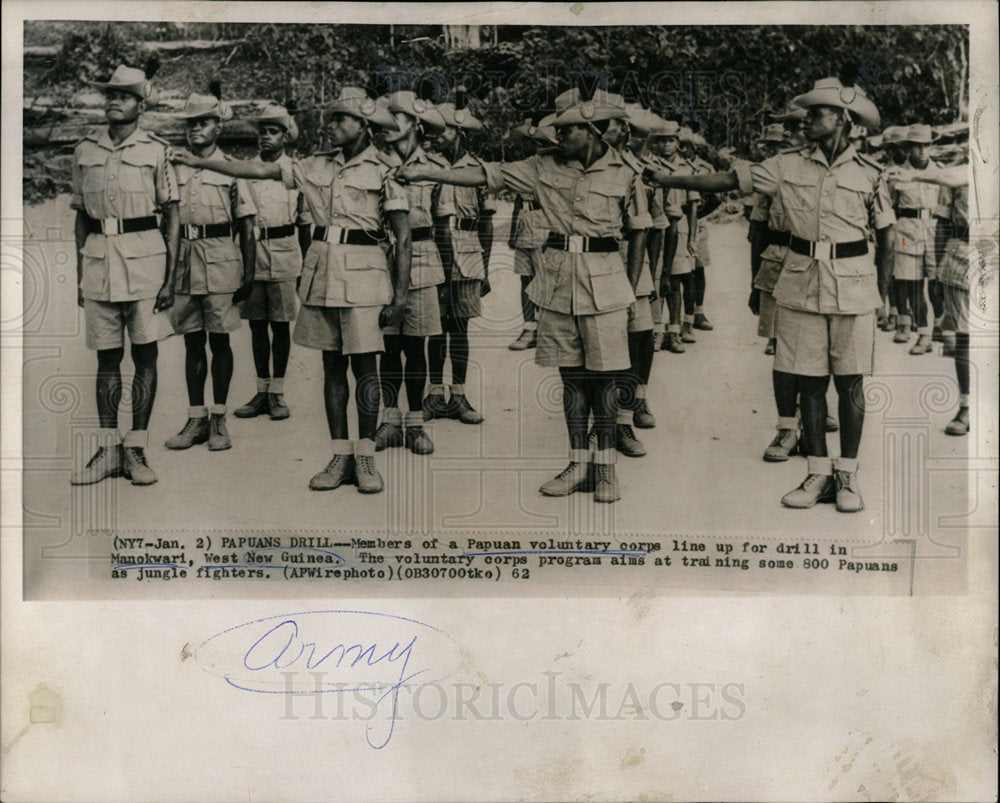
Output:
top-left (194, 610), bottom-right (461, 748)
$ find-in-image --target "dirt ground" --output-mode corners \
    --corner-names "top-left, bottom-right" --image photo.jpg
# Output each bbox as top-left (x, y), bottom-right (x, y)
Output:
top-left (20, 196), bottom-right (973, 594)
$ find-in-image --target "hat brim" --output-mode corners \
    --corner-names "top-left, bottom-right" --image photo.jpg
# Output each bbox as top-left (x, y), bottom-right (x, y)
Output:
top-left (91, 81), bottom-right (158, 104)
top-left (791, 89), bottom-right (880, 129)
top-left (551, 105), bottom-right (628, 127)
top-left (252, 116), bottom-right (299, 142)
top-left (329, 102), bottom-right (400, 131)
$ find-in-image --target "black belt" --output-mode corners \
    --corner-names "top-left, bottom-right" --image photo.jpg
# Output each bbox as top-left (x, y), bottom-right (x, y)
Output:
top-left (182, 222), bottom-right (233, 240)
top-left (765, 229), bottom-right (792, 247)
top-left (410, 226), bottom-right (434, 242)
top-left (545, 233), bottom-right (619, 253)
top-left (259, 224), bottom-right (296, 240)
top-left (523, 200), bottom-right (539, 212)
top-left (312, 227), bottom-right (383, 245)
top-left (895, 207), bottom-right (932, 220)
top-left (86, 215), bottom-right (158, 235)
top-left (789, 235), bottom-right (868, 260)
top-left (452, 217), bottom-right (479, 232)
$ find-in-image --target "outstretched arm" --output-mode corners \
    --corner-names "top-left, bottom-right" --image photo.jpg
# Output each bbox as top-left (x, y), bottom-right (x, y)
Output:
top-left (644, 167), bottom-right (739, 193)
top-left (398, 164), bottom-right (487, 187)
top-left (170, 148), bottom-right (281, 180)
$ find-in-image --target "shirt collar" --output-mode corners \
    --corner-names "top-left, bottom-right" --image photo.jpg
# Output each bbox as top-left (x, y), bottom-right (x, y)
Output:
top-left (337, 142), bottom-right (380, 169)
top-left (97, 126), bottom-right (145, 151)
top-left (807, 142), bottom-right (857, 169)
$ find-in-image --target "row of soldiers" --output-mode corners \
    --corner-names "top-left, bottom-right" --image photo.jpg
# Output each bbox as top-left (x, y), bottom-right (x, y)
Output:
top-left (69, 62), bottom-right (972, 510)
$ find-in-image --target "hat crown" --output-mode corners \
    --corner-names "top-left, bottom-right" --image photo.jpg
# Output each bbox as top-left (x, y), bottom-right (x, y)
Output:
top-left (905, 123), bottom-right (934, 143)
top-left (91, 63), bottom-right (157, 102)
top-left (181, 92), bottom-right (232, 121)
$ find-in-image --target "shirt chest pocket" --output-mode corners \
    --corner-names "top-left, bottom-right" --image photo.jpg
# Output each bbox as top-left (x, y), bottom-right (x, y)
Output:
top-left (198, 171), bottom-right (234, 219)
top-left (79, 153), bottom-right (109, 195)
top-left (537, 173), bottom-right (573, 220)
top-left (584, 180), bottom-right (625, 224)
top-left (118, 151), bottom-right (155, 194)
top-left (780, 171), bottom-right (817, 212)
top-left (832, 173), bottom-right (871, 223)
top-left (341, 169), bottom-right (383, 213)
top-left (407, 183), bottom-right (435, 219)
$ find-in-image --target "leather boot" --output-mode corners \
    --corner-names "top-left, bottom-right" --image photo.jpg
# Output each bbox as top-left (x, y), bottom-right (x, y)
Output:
top-left (593, 461), bottom-right (621, 503)
top-left (70, 444), bottom-right (124, 485)
top-left (122, 446), bottom-right (157, 486)
top-left (764, 338), bottom-right (776, 355)
top-left (945, 406), bottom-right (970, 436)
top-left (508, 328), bottom-right (537, 350)
top-left (909, 334), bottom-right (933, 355)
top-left (781, 456), bottom-right (836, 508)
top-left (666, 332), bottom-right (685, 353)
top-left (893, 321), bottom-right (911, 343)
top-left (825, 414), bottom-right (839, 432)
top-left (405, 425), bottom-right (435, 455)
top-left (615, 424), bottom-right (647, 457)
top-left (540, 456), bottom-right (593, 496)
top-left (354, 453), bottom-right (384, 493)
top-left (633, 400), bottom-right (655, 429)
top-left (681, 322), bottom-right (697, 343)
top-left (268, 393), bottom-right (290, 420)
top-left (693, 312), bottom-right (714, 330)
top-left (208, 413), bottom-right (232, 451)
top-left (309, 454), bottom-right (356, 490)
top-left (165, 416), bottom-right (209, 450)
top-left (763, 426), bottom-right (800, 462)
top-left (451, 394), bottom-right (484, 424)
top-left (374, 423), bottom-right (404, 451)
top-left (422, 393), bottom-right (452, 421)
top-left (234, 392), bottom-right (269, 418)
top-left (833, 458), bottom-right (864, 512)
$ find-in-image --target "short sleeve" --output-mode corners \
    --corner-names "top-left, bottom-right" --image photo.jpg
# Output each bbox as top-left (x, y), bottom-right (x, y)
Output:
top-left (624, 174), bottom-right (653, 231)
top-left (483, 157), bottom-right (539, 196)
top-left (155, 144), bottom-right (180, 206)
top-left (295, 192), bottom-right (312, 227)
top-left (432, 183), bottom-right (454, 218)
top-left (71, 147), bottom-right (85, 210)
top-left (232, 179), bottom-right (257, 219)
top-left (280, 156), bottom-right (301, 190)
top-left (382, 172), bottom-right (409, 213)
top-left (735, 155), bottom-right (781, 197)
top-left (870, 173), bottom-right (896, 230)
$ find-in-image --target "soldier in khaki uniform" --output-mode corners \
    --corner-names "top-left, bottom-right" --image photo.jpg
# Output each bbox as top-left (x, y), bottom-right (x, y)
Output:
top-left (508, 116), bottom-right (559, 351)
top-left (165, 90), bottom-right (257, 454)
top-left (234, 105), bottom-right (310, 422)
top-left (681, 129), bottom-right (720, 331)
top-left (888, 124), bottom-right (945, 354)
top-left (423, 91), bottom-right (495, 425)
top-left (373, 91), bottom-right (449, 455)
top-left (399, 92), bottom-right (651, 503)
top-left (647, 71), bottom-right (894, 513)
top-left (172, 87), bottom-right (410, 493)
top-left (70, 63), bottom-right (179, 487)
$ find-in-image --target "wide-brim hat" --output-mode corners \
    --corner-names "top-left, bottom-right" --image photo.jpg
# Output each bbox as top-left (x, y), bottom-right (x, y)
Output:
top-left (623, 105), bottom-right (658, 136)
top-left (792, 76), bottom-right (880, 128)
top-left (513, 117), bottom-right (557, 144)
top-left (552, 99), bottom-right (628, 127)
top-left (327, 86), bottom-right (399, 130)
top-left (385, 91), bottom-right (447, 131)
top-left (934, 122), bottom-right (969, 141)
top-left (250, 104), bottom-right (299, 142)
top-left (90, 64), bottom-right (158, 104)
top-left (552, 87), bottom-right (626, 120)
top-left (678, 126), bottom-right (695, 143)
top-left (647, 118), bottom-right (681, 138)
top-left (177, 92), bottom-right (234, 122)
top-left (902, 123), bottom-right (939, 144)
top-left (879, 125), bottom-right (907, 145)
top-left (691, 132), bottom-right (708, 148)
top-left (758, 122), bottom-right (787, 144)
top-left (769, 103), bottom-right (808, 123)
top-left (436, 101), bottom-right (483, 131)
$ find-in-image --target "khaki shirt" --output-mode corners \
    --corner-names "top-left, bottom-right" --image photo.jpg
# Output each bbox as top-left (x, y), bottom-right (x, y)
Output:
top-left (889, 161), bottom-right (947, 261)
top-left (937, 184), bottom-right (970, 290)
top-left (175, 147), bottom-right (257, 294)
top-left (72, 127), bottom-right (178, 302)
top-left (736, 144), bottom-right (895, 314)
top-left (381, 146), bottom-right (448, 288)
top-left (246, 153), bottom-right (306, 281)
top-left (483, 147), bottom-right (652, 314)
top-left (279, 144), bottom-right (408, 307)
top-left (438, 152), bottom-right (496, 281)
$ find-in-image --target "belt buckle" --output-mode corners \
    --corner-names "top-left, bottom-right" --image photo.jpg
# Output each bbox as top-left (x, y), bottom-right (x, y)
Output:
top-left (185, 224), bottom-right (203, 240)
top-left (327, 226), bottom-right (344, 243)
top-left (812, 240), bottom-right (832, 260)
top-left (259, 226), bottom-right (269, 241)
top-left (566, 235), bottom-right (584, 254)
top-left (919, 209), bottom-right (930, 220)
top-left (102, 218), bottom-right (122, 235)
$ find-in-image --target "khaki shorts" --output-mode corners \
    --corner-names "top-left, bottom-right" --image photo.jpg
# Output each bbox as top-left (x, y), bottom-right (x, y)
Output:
top-left (293, 304), bottom-right (384, 354)
top-left (626, 296), bottom-right (654, 333)
top-left (774, 306), bottom-right (875, 377)
top-left (382, 285), bottom-right (442, 337)
top-left (514, 247), bottom-right (543, 278)
top-left (535, 306), bottom-right (630, 372)
top-left (669, 245), bottom-right (695, 276)
top-left (84, 297), bottom-right (173, 351)
top-left (170, 293), bottom-right (241, 335)
top-left (758, 290), bottom-right (777, 339)
top-left (240, 279), bottom-right (298, 322)
top-left (892, 250), bottom-right (933, 281)
top-left (441, 278), bottom-right (483, 319)
top-left (695, 226), bottom-right (711, 268)
top-left (941, 283), bottom-right (969, 334)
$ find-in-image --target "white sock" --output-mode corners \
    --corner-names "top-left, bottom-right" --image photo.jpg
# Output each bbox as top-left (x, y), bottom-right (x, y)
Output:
top-left (428, 384), bottom-right (446, 397)
top-left (404, 410), bottom-right (424, 428)
top-left (694, 305), bottom-right (705, 314)
top-left (356, 438), bottom-right (376, 457)
top-left (569, 448), bottom-right (589, 464)
top-left (188, 405), bottom-right (208, 419)
top-left (256, 376), bottom-right (270, 392)
top-left (777, 416), bottom-right (798, 430)
top-left (269, 377), bottom-right (284, 393)
top-left (451, 383), bottom-right (465, 396)
top-left (616, 409), bottom-right (632, 425)
top-left (384, 407), bottom-right (403, 426)
top-left (593, 448), bottom-right (617, 465)
top-left (523, 321), bottom-right (537, 331)
top-left (834, 456), bottom-right (858, 473)
top-left (210, 404), bottom-right (226, 416)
